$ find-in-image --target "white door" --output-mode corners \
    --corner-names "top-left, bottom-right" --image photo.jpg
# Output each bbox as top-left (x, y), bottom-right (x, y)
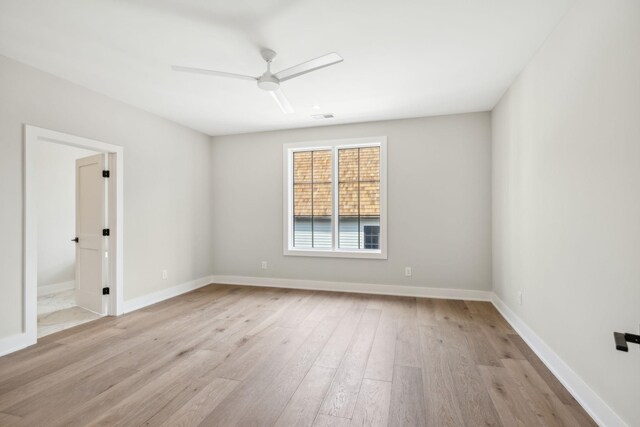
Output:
top-left (75, 154), bottom-right (107, 315)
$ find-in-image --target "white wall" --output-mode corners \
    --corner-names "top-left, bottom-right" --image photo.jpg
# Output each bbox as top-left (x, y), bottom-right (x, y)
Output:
top-left (211, 113), bottom-right (492, 291)
top-left (36, 143), bottom-right (98, 288)
top-left (0, 54), bottom-right (212, 339)
top-left (492, 0), bottom-right (640, 425)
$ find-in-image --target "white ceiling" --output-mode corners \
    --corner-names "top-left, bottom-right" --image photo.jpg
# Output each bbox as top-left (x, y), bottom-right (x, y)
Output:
top-left (0, 0), bottom-right (572, 136)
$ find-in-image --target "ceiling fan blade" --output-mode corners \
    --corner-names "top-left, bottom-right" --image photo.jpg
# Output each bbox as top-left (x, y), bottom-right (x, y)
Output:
top-left (270, 89), bottom-right (294, 114)
top-left (274, 52), bottom-right (343, 82)
top-left (171, 65), bottom-right (256, 81)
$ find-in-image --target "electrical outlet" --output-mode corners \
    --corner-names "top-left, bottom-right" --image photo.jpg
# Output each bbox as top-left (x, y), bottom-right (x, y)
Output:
top-left (161, 270), bottom-right (168, 280)
top-left (518, 290), bottom-right (523, 305)
top-left (404, 267), bottom-right (412, 277)
top-left (261, 261), bottom-right (268, 270)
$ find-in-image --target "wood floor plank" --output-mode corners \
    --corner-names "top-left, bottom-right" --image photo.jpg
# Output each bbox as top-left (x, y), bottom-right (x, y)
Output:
top-left (434, 298), bottom-right (454, 322)
top-left (464, 300), bottom-right (496, 316)
top-left (0, 412), bottom-right (21, 424)
top-left (157, 378), bottom-right (239, 427)
top-left (0, 334), bottom-right (146, 411)
top-left (363, 314), bottom-right (396, 382)
top-left (470, 308), bottom-right (515, 334)
top-left (416, 298), bottom-right (437, 326)
top-left (205, 308), bottom-right (278, 354)
top-left (0, 322), bottom-right (121, 377)
top-left (197, 319), bottom-right (321, 426)
top-left (314, 299), bottom-right (367, 369)
top-left (394, 316), bottom-right (421, 368)
top-left (8, 366), bottom-right (136, 425)
top-left (565, 404), bottom-right (599, 427)
top-left (115, 291), bottom-right (231, 335)
top-left (386, 296), bottom-right (417, 320)
top-left (478, 365), bottom-right (543, 427)
top-left (501, 358), bottom-right (582, 427)
top-left (36, 315), bottom-right (117, 345)
top-left (319, 309), bottom-right (381, 418)
top-left (0, 331), bottom-right (127, 396)
top-left (364, 295), bottom-right (387, 310)
top-left (0, 284), bottom-right (595, 427)
top-left (349, 379), bottom-right (392, 427)
top-left (0, 342), bottom-right (63, 369)
top-left (388, 365), bottom-right (426, 427)
top-left (307, 293), bottom-right (347, 321)
top-left (313, 414), bottom-right (351, 427)
top-left (50, 348), bottom-right (221, 427)
top-left (418, 325), bottom-right (465, 426)
top-left (241, 292), bottom-right (303, 337)
top-left (275, 365), bottom-right (336, 427)
top-left (211, 326), bottom-right (292, 381)
top-left (479, 322), bottom-right (526, 361)
top-left (507, 333), bottom-right (595, 427)
top-left (237, 316), bottom-right (341, 426)
top-left (463, 322), bottom-right (503, 368)
top-left (47, 304), bottom-right (237, 426)
top-left (84, 349), bottom-right (223, 426)
top-left (142, 375), bottom-right (236, 426)
top-left (445, 300), bottom-right (475, 324)
top-left (277, 291), bottom-right (324, 328)
top-left (439, 322), bottom-right (501, 427)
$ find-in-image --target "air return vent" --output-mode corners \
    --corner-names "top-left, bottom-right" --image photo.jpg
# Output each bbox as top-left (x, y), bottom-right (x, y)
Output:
top-left (311, 113), bottom-right (334, 119)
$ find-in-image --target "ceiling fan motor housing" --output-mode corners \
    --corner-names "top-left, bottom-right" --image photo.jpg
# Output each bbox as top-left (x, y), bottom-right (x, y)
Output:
top-left (258, 74), bottom-right (280, 91)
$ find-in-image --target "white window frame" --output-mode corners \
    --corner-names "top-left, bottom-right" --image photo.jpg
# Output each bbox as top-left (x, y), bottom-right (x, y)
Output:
top-left (283, 136), bottom-right (387, 259)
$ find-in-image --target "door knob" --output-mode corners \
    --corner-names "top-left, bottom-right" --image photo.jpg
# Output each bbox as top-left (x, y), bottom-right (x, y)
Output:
top-left (71, 237), bottom-right (79, 243)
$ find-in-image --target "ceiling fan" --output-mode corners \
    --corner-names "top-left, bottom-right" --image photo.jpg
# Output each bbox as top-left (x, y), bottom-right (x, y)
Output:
top-left (172, 49), bottom-right (343, 114)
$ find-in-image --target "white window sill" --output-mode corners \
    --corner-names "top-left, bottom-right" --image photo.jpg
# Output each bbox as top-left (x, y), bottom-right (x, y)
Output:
top-left (284, 248), bottom-right (387, 259)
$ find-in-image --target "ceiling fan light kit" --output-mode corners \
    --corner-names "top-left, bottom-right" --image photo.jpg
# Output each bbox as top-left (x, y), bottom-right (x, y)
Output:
top-left (172, 49), bottom-right (343, 114)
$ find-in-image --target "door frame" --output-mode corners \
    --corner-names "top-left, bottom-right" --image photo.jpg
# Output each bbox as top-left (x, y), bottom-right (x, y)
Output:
top-left (24, 125), bottom-right (124, 343)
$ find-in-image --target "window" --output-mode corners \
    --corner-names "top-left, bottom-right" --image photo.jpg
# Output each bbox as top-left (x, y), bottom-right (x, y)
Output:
top-left (284, 137), bottom-right (387, 258)
top-left (363, 225), bottom-right (380, 249)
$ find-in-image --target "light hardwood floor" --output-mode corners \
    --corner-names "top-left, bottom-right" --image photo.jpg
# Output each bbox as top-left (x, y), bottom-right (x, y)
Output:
top-left (0, 284), bottom-right (595, 426)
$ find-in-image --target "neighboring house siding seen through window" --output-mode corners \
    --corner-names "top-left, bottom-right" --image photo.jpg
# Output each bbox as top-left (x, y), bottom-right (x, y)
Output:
top-left (284, 137), bottom-right (387, 259)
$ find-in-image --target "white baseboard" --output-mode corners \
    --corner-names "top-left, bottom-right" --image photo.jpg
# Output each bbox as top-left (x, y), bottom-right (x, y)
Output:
top-left (0, 332), bottom-right (36, 358)
top-left (122, 276), bottom-right (213, 313)
top-left (210, 275), bottom-right (492, 301)
top-left (491, 294), bottom-right (626, 427)
top-left (38, 280), bottom-right (75, 297)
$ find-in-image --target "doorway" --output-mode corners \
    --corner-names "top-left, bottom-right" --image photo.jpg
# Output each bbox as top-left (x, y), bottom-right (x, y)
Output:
top-left (36, 145), bottom-right (104, 336)
top-left (25, 126), bottom-right (123, 343)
